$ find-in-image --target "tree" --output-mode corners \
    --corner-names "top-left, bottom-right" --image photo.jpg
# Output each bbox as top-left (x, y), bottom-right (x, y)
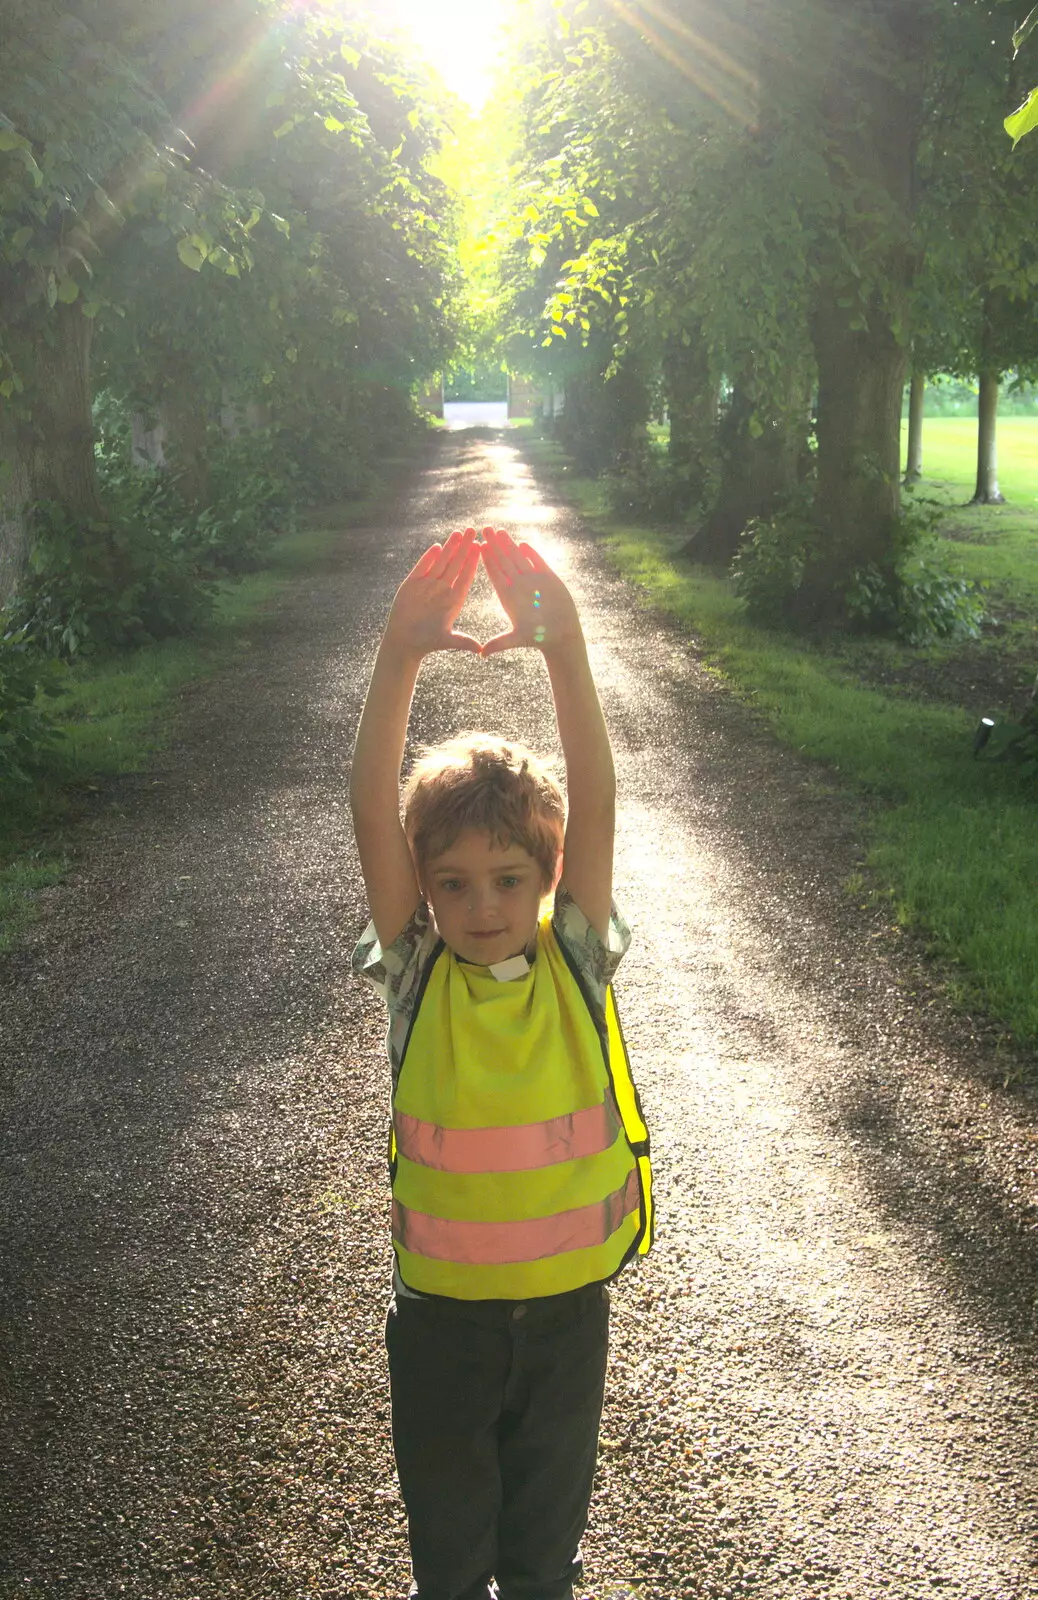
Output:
top-left (0, 0), bottom-right (463, 605)
top-left (493, 0), bottom-right (1038, 624)
top-left (0, 0), bottom-right (255, 599)
top-left (910, 1), bottom-right (1038, 505)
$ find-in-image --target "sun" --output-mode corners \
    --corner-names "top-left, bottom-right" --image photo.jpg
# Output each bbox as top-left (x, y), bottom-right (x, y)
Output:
top-left (384, 0), bottom-right (509, 108)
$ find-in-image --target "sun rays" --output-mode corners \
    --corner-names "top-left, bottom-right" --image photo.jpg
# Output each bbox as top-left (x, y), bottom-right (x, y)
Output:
top-left (604, 0), bottom-right (759, 126)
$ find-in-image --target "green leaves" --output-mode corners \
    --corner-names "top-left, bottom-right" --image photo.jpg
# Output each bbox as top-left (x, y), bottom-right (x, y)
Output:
top-left (1007, 5), bottom-right (1038, 144)
top-left (1005, 87), bottom-right (1038, 147)
top-left (176, 235), bottom-right (208, 271)
top-left (1, 0), bottom-right (458, 535)
top-left (1014, 6), bottom-right (1038, 56)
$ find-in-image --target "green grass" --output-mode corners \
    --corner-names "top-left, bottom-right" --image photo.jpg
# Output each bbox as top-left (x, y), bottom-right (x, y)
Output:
top-left (524, 430), bottom-right (1038, 1067)
top-left (904, 417), bottom-right (1038, 606)
top-left (0, 508), bottom-right (384, 952)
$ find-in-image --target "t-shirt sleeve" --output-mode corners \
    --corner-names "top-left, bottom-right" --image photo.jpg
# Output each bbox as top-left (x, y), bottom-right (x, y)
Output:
top-left (552, 884), bottom-right (631, 1014)
top-left (351, 900), bottom-right (439, 1009)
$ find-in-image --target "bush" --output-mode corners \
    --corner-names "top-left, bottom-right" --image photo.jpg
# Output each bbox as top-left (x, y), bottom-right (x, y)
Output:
top-left (606, 452), bottom-right (698, 523)
top-left (173, 433), bottom-right (300, 573)
top-left (845, 546), bottom-right (984, 645)
top-left (730, 494), bottom-right (825, 626)
top-left (0, 625), bottom-right (65, 786)
top-left (6, 502), bottom-right (212, 659)
top-left (731, 493), bottom-right (984, 643)
top-left (94, 397), bottom-right (299, 576)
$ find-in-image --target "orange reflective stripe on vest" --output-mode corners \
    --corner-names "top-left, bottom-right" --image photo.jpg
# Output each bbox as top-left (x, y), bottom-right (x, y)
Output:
top-left (393, 1167), bottom-right (640, 1265)
top-left (393, 1095), bottom-right (621, 1174)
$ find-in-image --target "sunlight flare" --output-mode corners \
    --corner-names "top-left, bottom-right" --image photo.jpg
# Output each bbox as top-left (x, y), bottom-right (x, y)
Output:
top-left (385, 0), bottom-right (508, 108)
top-left (605, 0), bottom-right (758, 126)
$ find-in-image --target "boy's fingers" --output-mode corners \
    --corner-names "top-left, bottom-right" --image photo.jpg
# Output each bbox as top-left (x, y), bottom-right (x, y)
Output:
top-left (516, 541), bottom-right (552, 573)
top-left (430, 529), bottom-right (468, 581)
top-left (451, 541), bottom-right (482, 597)
top-left (484, 526), bottom-right (522, 576)
top-left (442, 631), bottom-right (483, 655)
top-left (411, 543), bottom-right (443, 579)
top-left (482, 541), bottom-right (519, 590)
top-left (444, 528), bottom-right (479, 586)
top-left (480, 629), bottom-right (522, 657)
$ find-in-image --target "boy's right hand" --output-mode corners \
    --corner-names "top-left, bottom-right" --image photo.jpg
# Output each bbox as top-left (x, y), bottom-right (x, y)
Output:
top-left (384, 528), bottom-right (483, 657)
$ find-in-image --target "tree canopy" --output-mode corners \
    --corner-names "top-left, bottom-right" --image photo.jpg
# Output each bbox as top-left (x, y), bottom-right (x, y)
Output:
top-left (477, 0), bottom-right (1038, 628)
top-left (0, 0), bottom-right (462, 605)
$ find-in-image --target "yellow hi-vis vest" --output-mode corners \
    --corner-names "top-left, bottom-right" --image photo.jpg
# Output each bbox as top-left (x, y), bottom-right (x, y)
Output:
top-left (389, 913), bottom-right (654, 1300)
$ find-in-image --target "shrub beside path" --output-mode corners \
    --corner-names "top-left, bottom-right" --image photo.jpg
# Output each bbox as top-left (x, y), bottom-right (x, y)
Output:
top-left (1, 432), bottom-right (1036, 1600)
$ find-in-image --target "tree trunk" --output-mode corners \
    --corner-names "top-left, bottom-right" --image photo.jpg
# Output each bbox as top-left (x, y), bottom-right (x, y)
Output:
top-left (813, 295), bottom-right (909, 577)
top-left (685, 371), bottom-right (810, 564)
top-left (0, 410), bottom-right (33, 606)
top-left (807, 0), bottom-right (927, 610)
top-left (220, 391), bottom-right (270, 437)
top-left (904, 371), bottom-right (925, 484)
top-left (971, 370), bottom-right (1004, 504)
top-left (160, 388), bottom-right (212, 508)
top-left (663, 328), bottom-right (718, 513)
top-left (554, 339), bottom-right (650, 477)
top-left (0, 303), bottom-right (104, 605)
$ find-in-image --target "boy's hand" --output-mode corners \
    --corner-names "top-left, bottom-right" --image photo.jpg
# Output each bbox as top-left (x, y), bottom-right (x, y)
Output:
top-left (480, 528), bottom-right (582, 658)
top-left (384, 528), bottom-right (483, 658)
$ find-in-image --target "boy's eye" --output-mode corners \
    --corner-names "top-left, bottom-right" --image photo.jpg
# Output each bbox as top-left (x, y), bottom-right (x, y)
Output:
top-left (440, 879), bottom-right (463, 892)
top-left (499, 876), bottom-right (520, 889)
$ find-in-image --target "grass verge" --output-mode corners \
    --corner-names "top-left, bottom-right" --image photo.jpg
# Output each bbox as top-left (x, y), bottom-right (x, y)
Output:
top-left (0, 490), bottom-right (398, 953)
top-left (523, 432), bottom-right (1038, 1069)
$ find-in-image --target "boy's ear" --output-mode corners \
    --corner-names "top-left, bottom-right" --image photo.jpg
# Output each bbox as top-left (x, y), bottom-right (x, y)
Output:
top-left (548, 853), bottom-right (564, 894)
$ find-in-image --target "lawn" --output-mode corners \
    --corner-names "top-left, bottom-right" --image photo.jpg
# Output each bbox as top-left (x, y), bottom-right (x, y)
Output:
top-left (906, 417), bottom-right (1038, 615)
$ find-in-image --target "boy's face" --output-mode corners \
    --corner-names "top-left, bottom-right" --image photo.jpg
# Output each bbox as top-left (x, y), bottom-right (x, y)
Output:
top-left (421, 828), bottom-right (550, 966)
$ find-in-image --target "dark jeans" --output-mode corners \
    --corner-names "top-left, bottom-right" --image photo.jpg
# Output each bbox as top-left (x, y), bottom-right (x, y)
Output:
top-left (384, 1281), bottom-right (610, 1600)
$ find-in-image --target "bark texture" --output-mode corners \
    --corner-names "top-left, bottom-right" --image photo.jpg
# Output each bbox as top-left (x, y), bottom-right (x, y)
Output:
top-left (812, 297), bottom-right (909, 571)
top-left (159, 389), bottom-right (212, 509)
top-left (662, 329), bottom-right (718, 512)
top-left (808, 0), bottom-right (928, 604)
top-left (554, 341), bottom-right (651, 477)
top-left (971, 371), bottom-right (1004, 505)
top-left (0, 410), bottom-right (33, 605)
top-left (0, 304), bottom-right (104, 605)
top-left (904, 372), bottom-right (925, 484)
top-left (686, 374), bottom-right (810, 565)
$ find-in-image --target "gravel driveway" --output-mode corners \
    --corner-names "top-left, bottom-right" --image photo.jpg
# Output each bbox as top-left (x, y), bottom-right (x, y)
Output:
top-left (2, 432), bottom-right (1037, 1600)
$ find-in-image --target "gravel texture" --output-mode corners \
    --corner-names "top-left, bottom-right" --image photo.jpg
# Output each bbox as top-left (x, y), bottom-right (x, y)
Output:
top-left (2, 431), bottom-right (1037, 1600)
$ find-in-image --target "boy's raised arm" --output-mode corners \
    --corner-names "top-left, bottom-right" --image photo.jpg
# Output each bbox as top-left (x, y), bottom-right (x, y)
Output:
top-left (350, 530), bottom-right (481, 950)
top-left (481, 530), bottom-right (615, 943)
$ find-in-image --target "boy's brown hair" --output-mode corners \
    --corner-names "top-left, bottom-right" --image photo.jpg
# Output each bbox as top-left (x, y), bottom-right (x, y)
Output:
top-left (402, 734), bottom-right (565, 890)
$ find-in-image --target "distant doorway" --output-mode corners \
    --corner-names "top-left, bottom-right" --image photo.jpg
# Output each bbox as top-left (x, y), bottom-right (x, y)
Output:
top-left (442, 367), bottom-right (511, 429)
top-left (442, 400), bottom-right (510, 428)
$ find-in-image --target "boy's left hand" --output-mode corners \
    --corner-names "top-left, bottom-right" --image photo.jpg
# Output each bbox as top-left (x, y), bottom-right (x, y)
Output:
top-left (480, 528), bottom-right (582, 657)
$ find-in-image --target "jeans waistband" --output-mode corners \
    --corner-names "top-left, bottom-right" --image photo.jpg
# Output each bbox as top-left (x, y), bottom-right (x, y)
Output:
top-left (392, 1278), bottom-right (608, 1332)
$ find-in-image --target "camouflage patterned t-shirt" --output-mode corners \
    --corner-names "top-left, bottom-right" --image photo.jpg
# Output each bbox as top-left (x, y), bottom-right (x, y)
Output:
top-left (351, 884), bottom-right (631, 1088)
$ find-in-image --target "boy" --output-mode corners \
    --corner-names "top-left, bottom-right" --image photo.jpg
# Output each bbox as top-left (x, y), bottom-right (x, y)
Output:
top-left (350, 524), bottom-right (653, 1600)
